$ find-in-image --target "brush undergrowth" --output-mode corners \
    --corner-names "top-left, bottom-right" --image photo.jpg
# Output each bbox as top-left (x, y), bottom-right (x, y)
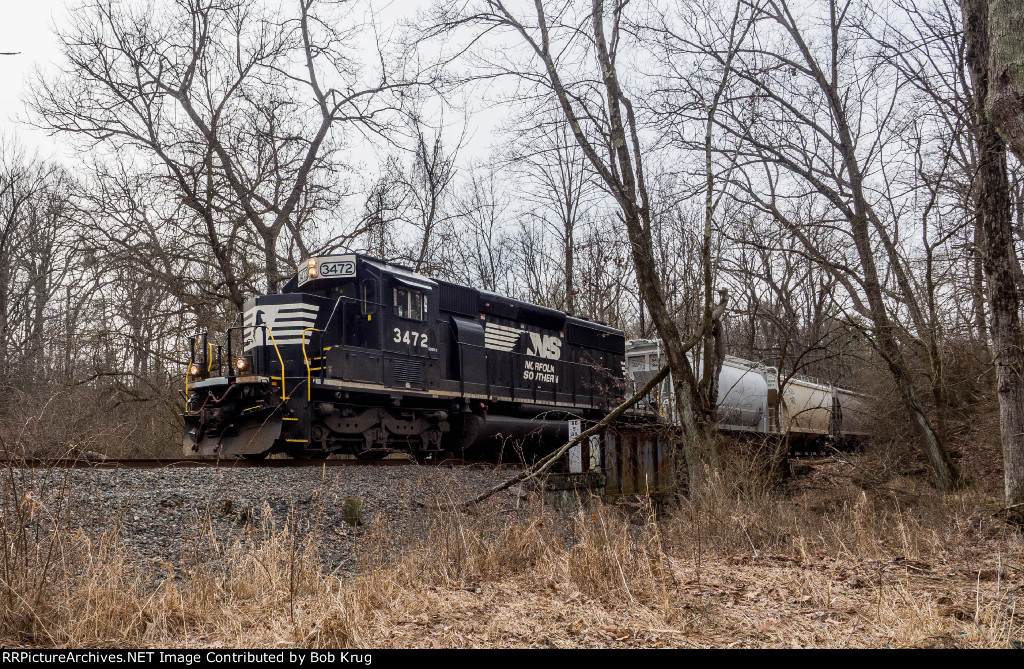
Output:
top-left (1, 445), bottom-right (1020, 648)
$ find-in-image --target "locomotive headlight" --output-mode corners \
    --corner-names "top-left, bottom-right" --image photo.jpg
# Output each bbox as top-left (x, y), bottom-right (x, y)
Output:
top-left (307, 257), bottom-right (318, 279)
top-left (235, 356), bottom-right (250, 373)
top-left (188, 363), bottom-right (202, 378)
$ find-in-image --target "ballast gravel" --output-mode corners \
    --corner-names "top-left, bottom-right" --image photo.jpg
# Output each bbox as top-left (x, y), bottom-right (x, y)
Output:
top-left (14, 464), bottom-right (525, 572)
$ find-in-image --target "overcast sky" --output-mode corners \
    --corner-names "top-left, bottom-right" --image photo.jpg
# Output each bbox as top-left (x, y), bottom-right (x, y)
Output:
top-left (0, 0), bottom-right (70, 157)
top-left (0, 0), bottom-right (502, 172)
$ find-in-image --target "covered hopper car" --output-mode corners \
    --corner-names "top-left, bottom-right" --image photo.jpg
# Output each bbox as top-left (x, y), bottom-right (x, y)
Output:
top-left (624, 339), bottom-right (870, 444)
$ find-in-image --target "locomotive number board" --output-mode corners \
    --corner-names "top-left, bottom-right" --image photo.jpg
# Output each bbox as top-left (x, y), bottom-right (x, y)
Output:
top-left (299, 254), bottom-right (357, 285)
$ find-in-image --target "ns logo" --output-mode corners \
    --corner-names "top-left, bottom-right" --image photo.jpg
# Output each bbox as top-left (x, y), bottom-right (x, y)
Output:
top-left (526, 332), bottom-right (562, 360)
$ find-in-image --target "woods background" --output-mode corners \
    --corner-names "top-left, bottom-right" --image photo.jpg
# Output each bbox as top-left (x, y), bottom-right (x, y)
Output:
top-left (1, 0), bottom-right (1022, 510)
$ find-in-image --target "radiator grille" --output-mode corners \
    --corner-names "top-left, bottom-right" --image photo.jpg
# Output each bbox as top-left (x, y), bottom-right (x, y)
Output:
top-left (392, 358), bottom-right (423, 386)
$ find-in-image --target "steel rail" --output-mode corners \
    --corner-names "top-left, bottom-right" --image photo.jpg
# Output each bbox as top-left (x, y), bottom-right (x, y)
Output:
top-left (1, 457), bottom-right (503, 470)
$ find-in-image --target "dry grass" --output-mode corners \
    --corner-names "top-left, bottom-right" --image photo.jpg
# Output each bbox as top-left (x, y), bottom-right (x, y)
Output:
top-left (1, 448), bottom-right (1021, 648)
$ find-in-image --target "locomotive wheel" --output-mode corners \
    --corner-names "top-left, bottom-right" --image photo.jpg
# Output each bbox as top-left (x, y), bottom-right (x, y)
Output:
top-left (242, 452), bottom-right (268, 460)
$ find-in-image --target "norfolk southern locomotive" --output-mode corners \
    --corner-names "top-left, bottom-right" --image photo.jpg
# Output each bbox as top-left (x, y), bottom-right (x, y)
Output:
top-left (183, 254), bottom-right (625, 458)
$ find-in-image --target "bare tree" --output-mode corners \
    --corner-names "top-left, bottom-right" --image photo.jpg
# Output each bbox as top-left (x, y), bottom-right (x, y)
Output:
top-left (506, 115), bottom-right (596, 314)
top-left (0, 143), bottom-right (81, 385)
top-left (445, 164), bottom-right (513, 294)
top-left (696, 0), bottom-right (962, 488)
top-left (31, 0), bottom-right (435, 304)
top-left (397, 112), bottom-right (461, 274)
top-left (362, 158), bottom-right (406, 261)
top-left (985, 0), bottom-right (1024, 164)
top-left (644, 0), bottom-right (754, 416)
top-left (431, 0), bottom-right (719, 483)
top-left (961, 0), bottom-right (1024, 517)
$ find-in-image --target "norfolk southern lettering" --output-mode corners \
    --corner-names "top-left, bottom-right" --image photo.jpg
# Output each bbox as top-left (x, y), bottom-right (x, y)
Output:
top-left (524, 359), bottom-right (559, 384)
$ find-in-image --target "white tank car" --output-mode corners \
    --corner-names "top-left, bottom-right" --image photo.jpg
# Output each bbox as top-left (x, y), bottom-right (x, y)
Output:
top-left (624, 340), bottom-right (774, 433)
top-left (779, 377), bottom-right (834, 436)
top-left (834, 388), bottom-right (872, 438)
top-left (624, 339), bottom-right (870, 442)
top-left (715, 356), bottom-right (771, 432)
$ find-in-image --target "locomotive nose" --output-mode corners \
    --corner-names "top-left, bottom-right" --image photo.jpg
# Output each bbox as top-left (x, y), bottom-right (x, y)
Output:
top-left (183, 402), bottom-right (283, 458)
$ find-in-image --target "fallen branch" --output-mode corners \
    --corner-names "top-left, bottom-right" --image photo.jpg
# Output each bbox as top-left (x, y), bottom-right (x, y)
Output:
top-left (993, 501), bottom-right (1024, 522)
top-left (462, 364), bottom-right (671, 508)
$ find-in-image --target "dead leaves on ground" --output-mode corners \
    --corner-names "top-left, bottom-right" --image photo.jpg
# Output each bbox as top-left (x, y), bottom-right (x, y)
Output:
top-left (333, 550), bottom-right (1020, 648)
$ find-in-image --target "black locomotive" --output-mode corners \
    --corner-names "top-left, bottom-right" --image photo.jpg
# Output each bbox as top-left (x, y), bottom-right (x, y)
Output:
top-left (183, 253), bottom-right (626, 458)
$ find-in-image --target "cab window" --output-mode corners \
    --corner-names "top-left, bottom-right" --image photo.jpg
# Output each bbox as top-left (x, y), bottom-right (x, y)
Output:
top-left (394, 287), bottom-right (426, 321)
top-left (330, 282), bottom-right (356, 301)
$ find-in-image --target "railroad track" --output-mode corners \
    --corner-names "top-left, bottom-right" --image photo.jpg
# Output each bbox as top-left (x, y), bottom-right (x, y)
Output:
top-left (1, 456), bottom-right (501, 469)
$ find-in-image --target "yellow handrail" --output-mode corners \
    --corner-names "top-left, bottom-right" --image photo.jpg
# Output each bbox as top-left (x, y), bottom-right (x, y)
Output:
top-left (185, 337), bottom-right (199, 401)
top-left (264, 327), bottom-right (287, 401)
top-left (301, 327), bottom-right (323, 401)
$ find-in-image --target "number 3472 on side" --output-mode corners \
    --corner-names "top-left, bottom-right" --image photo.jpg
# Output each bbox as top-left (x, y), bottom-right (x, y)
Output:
top-left (393, 328), bottom-right (427, 348)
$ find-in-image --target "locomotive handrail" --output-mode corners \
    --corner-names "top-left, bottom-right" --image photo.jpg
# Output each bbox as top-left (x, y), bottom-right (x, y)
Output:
top-left (225, 323), bottom-right (287, 401)
top-left (206, 341), bottom-right (216, 374)
top-left (301, 327), bottom-right (322, 401)
top-left (298, 293), bottom-right (379, 389)
top-left (263, 327), bottom-right (287, 401)
top-left (184, 335), bottom-right (199, 401)
top-left (184, 333), bottom-right (220, 396)
top-left (312, 295), bottom-right (348, 385)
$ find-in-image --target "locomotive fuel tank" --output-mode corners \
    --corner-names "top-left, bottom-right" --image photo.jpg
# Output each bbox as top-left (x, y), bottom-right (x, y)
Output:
top-left (451, 413), bottom-right (571, 457)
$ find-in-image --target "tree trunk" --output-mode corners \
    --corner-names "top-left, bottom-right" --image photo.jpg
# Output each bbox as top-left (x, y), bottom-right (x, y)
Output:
top-left (964, 0), bottom-right (1024, 518)
top-left (987, 0), bottom-right (1024, 164)
top-left (850, 204), bottom-right (961, 490)
top-left (564, 219), bottom-right (574, 314)
top-left (482, 0), bottom-right (717, 487)
top-left (973, 218), bottom-right (989, 339)
top-left (589, 0), bottom-right (715, 484)
top-left (772, 0), bottom-right (962, 490)
top-left (622, 198), bottom-right (712, 485)
top-left (838, 107), bottom-right (961, 489)
top-left (263, 227), bottom-right (281, 294)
